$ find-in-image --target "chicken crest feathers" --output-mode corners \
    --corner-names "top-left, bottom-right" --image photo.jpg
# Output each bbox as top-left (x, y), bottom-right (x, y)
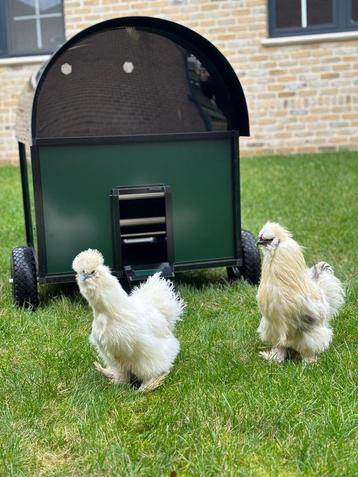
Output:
top-left (72, 248), bottom-right (104, 273)
top-left (259, 221), bottom-right (293, 241)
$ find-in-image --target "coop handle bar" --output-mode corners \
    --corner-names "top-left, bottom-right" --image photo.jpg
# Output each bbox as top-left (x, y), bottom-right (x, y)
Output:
top-left (123, 237), bottom-right (156, 244)
top-left (121, 231), bottom-right (166, 238)
top-left (120, 217), bottom-right (166, 226)
top-left (119, 192), bottom-right (165, 200)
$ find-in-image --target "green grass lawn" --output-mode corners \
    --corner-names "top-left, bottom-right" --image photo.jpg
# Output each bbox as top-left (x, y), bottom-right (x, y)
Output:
top-left (0, 151), bottom-right (357, 476)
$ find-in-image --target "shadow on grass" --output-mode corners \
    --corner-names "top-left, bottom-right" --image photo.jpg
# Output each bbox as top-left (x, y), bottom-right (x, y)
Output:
top-left (175, 268), bottom-right (231, 290)
top-left (39, 282), bottom-right (83, 307)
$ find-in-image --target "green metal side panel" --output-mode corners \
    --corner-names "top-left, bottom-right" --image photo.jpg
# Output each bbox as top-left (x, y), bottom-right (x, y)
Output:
top-left (38, 139), bottom-right (235, 273)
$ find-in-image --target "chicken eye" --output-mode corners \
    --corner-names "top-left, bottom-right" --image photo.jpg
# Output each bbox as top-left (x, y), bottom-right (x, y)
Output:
top-left (91, 270), bottom-right (95, 274)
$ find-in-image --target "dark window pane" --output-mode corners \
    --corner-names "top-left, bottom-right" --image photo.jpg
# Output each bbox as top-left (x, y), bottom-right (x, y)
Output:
top-left (40, 0), bottom-right (62, 14)
top-left (9, 0), bottom-right (35, 17)
top-left (8, 19), bottom-right (38, 55)
top-left (307, 0), bottom-right (333, 25)
top-left (276, 0), bottom-right (302, 28)
top-left (41, 17), bottom-right (65, 51)
top-left (352, 0), bottom-right (358, 22)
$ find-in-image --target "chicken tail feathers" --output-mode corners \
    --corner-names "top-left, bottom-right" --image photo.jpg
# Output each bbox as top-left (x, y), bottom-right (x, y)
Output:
top-left (310, 262), bottom-right (345, 320)
top-left (131, 273), bottom-right (185, 329)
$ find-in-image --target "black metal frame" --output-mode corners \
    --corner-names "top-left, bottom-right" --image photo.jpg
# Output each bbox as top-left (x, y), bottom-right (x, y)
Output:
top-left (28, 131), bottom-right (242, 284)
top-left (0, 0), bottom-right (66, 59)
top-left (18, 142), bottom-right (34, 247)
top-left (30, 144), bottom-right (47, 279)
top-left (110, 189), bottom-right (122, 273)
top-left (268, 0), bottom-right (358, 38)
top-left (34, 131), bottom-right (239, 146)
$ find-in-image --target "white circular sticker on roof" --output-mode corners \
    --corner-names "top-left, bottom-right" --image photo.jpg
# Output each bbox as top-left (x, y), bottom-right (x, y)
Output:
top-left (123, 62), bottom-right (134, 74)
top-left (61, 63), bottom-right (72, 75)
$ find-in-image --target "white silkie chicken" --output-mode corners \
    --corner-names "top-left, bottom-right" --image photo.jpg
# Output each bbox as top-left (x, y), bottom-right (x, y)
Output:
top-left (72, 249), bottom-right (185, 392)
top-left (256, 222), bottom-right (345, 363)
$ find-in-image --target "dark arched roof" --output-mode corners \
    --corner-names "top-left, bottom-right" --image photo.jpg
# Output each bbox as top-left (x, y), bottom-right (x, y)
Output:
top-left (32, 16), bottom-right (249, 140)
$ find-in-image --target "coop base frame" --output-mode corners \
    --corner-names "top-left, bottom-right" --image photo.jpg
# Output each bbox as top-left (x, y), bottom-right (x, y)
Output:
top-left (36, 258), bottom-right (243, 284)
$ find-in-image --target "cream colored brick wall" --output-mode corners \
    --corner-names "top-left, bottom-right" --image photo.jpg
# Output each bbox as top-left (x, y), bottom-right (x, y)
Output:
top-left (0, 64), bottom-right (39, 163)
top-left (0, 0), bottom-right (357, 162)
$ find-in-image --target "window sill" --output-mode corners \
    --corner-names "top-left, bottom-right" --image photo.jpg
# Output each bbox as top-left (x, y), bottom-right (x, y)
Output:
top-left (262, 30), bottom-right (358, 46)
top-left (0, 54), bottom-right (51, 66)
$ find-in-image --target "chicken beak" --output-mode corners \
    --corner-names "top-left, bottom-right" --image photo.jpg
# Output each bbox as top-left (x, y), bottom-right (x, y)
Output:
top-left (257, 238), bottom-right (274, 247)
top-left (80, 272), bottom-right (92, 281)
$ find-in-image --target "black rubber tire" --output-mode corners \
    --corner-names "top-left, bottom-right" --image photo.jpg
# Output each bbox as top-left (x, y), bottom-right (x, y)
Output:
top-left (227, 230), bottom-right (261, 285)
top-left (11, 247), bottom-right (39, 310)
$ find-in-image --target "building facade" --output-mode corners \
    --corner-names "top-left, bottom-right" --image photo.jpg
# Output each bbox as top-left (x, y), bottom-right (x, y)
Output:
top-left (0, 0), bottom-right (357, 163)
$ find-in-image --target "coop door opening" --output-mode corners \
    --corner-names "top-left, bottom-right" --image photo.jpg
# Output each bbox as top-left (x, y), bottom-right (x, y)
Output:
top-left (111, 185), bottom-right (174, 275)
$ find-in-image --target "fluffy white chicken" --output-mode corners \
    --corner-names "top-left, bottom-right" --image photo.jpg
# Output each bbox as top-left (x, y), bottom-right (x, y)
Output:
top-left (72, 249), bottom-right (185, 392)
top-left (256, 222), bottom-right (345, 363)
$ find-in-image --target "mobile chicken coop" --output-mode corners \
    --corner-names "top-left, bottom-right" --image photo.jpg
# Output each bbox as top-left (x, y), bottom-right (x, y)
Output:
top-left (12, 16), bottom-right (260, 309)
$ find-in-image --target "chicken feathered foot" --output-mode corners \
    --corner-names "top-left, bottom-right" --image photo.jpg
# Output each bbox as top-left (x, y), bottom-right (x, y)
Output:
top-left (302, 355), bottom-right (318, 364)
top-left (259, 347), bottom-right (287, 363)
top-left (94, 361), bottom-right (114, 378)
top-left (137, 372), bottom-right (169, 393)
top-left (94, 361), bottom-right (129, 384)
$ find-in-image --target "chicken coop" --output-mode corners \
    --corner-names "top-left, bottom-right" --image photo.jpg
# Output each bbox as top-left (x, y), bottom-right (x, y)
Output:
top-left (12, 16), bottom-right (260, 309)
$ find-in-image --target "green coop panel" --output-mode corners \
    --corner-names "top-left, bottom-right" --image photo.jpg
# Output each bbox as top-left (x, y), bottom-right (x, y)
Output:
top-left (38, 138), bottom-right (235, 274)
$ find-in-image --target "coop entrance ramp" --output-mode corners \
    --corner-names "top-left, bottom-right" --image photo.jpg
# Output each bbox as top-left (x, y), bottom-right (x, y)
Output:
top-left (111, 185), bottom-right (174, 285)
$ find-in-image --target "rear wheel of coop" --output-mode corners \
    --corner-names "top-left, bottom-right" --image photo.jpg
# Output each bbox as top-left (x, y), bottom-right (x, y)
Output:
top-left (227, 230), bottom-right (261, 285)
top-left (11, 247), bottom-right (39, 310)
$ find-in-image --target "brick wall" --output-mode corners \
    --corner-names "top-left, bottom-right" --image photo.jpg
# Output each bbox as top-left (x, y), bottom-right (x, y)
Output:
top-left (0, 0), bottom-right (357, 163)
